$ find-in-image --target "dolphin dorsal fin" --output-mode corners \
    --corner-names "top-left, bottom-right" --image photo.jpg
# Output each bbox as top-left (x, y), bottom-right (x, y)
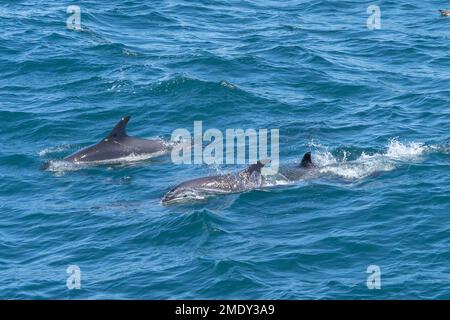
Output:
top-left (240, 159), bottom-right (271, 178)
top-left (105, 116), bottom-right (130, 140)
top-left (299, 152), bottom-right (314, 168)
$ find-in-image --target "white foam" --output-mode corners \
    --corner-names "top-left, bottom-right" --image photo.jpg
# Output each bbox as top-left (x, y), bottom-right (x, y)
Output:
top-left (219, 80), bottom-right (236, 90)
top-left (38, 144), bottom-right (72, 157)
top-left (318, 160), bottom-right (396, 180)
top-left (312, 138), bottom-right (429, 180)
top-left (444, 144), bottom-right (450, 154)
top-left (385, 138), bottom-right (426, 160)
top-left (44, 160), bottom-right (82, 174)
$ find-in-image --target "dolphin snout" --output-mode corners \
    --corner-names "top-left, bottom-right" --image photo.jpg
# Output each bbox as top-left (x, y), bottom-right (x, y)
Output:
top-left (161, 186), bottom-right (203, 205)
top-left (161, 189), bottom-right (176, 205)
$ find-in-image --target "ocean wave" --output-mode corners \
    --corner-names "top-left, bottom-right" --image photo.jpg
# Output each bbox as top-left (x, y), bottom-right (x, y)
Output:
top-left (147, 75), bottom-right (251, 99)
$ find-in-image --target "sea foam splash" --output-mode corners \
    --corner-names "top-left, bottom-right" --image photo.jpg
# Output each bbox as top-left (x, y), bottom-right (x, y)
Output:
top-left (38, 144), bottom-right (73, 157)
top-left (312, 138), bottom-right (428, 180)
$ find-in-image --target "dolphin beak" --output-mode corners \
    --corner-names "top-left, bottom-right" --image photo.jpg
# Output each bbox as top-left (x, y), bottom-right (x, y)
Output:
top-left (161, 190), bottom-right (176, 205)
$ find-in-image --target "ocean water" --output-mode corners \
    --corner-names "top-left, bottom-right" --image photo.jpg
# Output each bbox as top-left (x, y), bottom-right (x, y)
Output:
top-left (1, 0), bottom-right (449, 299)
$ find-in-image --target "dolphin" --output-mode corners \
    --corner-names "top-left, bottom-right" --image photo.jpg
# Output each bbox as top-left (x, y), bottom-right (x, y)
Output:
top-left (162, 160), bottom-right (271, 204)
top-left (43, 116), bottom-right (170, 169)
top-left (439, 9), bottom-right (450, 16)
top-left (278, 152), bottom-right (316, 181)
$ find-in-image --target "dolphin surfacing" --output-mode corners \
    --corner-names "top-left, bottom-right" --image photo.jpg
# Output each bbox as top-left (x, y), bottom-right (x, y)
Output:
top-left (43, 116), bottom-right (170, 169)
top-left (162, 160), bottom-right (270, 204)
top-left (278, 152), bottom-right (316, 181)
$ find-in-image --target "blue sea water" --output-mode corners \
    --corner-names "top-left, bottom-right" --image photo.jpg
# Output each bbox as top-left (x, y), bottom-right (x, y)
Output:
top-left (1, 0), bottom-right (450, 299)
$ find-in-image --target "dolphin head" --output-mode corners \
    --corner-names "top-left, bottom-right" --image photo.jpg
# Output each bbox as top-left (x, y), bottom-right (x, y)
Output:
top-left (161, 183), bottom-right (206, 205)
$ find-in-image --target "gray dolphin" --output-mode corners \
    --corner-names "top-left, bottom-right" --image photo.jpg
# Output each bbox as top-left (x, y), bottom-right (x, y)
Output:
top-left (43, 116), bottom-right (170, 169)
top-left (278, 152), bottom-right (316, 181)
top-left (162, 160), bottom-right (270, 204)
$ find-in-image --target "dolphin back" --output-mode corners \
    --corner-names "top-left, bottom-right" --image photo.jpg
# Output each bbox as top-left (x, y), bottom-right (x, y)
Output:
top-left (300, 152), bottom-right (314, 168)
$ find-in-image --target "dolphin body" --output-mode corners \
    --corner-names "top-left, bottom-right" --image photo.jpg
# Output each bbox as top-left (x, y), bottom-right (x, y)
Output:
top-left (162, 154), bottom-right (315, 204)
top-left (162, 160), bottom-right (270, 204)
top-left (43, 116), bottom-right (170, 169)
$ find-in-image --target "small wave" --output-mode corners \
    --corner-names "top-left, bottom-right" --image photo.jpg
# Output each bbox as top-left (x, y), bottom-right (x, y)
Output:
top-left (122, 48), bottom-right (139, 56)
top-left (106, 79), bottom-right (134, 92)
top-left (150, 75), bottom-right (230, 94)
top-left (219, 80), bottom-right (236, 90)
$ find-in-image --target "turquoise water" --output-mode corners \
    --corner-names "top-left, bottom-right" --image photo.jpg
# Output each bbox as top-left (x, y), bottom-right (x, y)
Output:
top-left (1, 0), bottom-right (450, 299)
